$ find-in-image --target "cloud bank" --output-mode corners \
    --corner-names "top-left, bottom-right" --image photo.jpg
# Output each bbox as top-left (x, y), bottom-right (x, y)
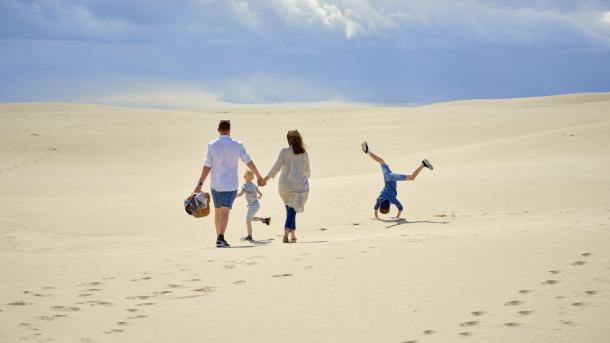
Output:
top-left (1, 0), bottom-right (610, 105)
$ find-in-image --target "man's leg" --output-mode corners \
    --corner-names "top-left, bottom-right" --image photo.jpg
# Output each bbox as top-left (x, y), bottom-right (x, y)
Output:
top-left (219, 208), bottom-right (230, 235)
top-left (214, 208), bottom-right (222, 236)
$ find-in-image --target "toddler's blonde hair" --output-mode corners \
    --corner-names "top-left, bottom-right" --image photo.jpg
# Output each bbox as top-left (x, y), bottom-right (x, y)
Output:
top-left (243, 170), bottom-right (254, 181)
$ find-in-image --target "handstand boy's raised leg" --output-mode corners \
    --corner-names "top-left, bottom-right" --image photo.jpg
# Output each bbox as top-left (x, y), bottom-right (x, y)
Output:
top-left (362, 141), bottom-right (385, 164)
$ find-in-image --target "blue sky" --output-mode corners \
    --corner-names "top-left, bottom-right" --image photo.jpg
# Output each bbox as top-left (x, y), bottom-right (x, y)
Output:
top-left (1, 0), bottom-right (610, 106)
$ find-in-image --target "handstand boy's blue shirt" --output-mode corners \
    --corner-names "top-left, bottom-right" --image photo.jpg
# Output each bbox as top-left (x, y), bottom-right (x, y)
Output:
top-left (374, 164), bottom-right (408, 211)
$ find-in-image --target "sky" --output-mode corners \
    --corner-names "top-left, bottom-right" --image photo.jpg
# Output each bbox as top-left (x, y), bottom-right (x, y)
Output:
top-left (1, 0), bottom-right (610, 106)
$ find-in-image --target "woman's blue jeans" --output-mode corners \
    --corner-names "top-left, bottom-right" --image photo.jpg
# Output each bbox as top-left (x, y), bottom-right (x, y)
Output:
top-left (285, 206), bottom-right (297, 230)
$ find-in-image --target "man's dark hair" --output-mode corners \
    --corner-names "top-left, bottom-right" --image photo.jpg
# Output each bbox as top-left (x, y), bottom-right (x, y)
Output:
top-left (218, 120), bottom-right (231, 132)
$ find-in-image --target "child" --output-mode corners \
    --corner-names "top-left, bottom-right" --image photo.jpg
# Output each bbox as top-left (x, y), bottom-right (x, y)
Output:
top-left (237, 170), bottom-right (271, 241)
top-left (361, 141), bottom-right (433, 219)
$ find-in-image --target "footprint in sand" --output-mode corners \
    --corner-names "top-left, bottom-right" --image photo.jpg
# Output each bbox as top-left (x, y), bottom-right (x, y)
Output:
top-left (542, 280), bottom-right (560, 285)
top-left (470, 311), bottom-right (485, 316)
top-left (116, 322), bottom-right (128, 326)
top-left (126, 309), bottom-right (138, 312)
top-left (7, 301), bottom-right (27, 306)
top-left (272, 273), bottom-right (293, 278)
top-left (518, 289), bottom-right (531, 294)
top-left (166, 284), bottom-right (184, 289)
top-left (458, 332), bottom-right (472, 337)
top-left (422, 329), bottom-right (435, 335)
top-left (518, 310), bottom-right (534, 316)
top-left (303, 266), bottom-right (313, 270)
top-left (504, 322), bottom-right (521, 327)
top-left (85, 301), bottom-right (113, 307)
top-left (460, 321), bottom-right (479, 327)
top-left (504, 300), bottom-right (523, 306)
top-left (571, 302), bottom-right (586, 307)
top-left (584, 290), bottom-right (598, 295)
top-left (233, 280), bottom-right (247, 285)
top-left (192, 287), bottom-right (214, 293)
top-left (401, 340), bottom-right (417, 343)
top-left (549, 270), bottom-right (562, 275)
top-left (581, 253), bottom-right (593, 257)
top-left (126, 295), bottom-right (152, 300)
top-left (51, 306), bottom-right (80, 312)
top-left (352, 223), bottom-right (361, 226)
top-left (571, 261), bottom-right (586, 266)
top-left (136, 302), bottom-right (156, 307)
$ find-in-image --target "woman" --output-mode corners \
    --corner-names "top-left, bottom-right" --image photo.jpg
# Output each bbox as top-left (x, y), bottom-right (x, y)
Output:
top-left (263, 130), bottom-right (311, 243)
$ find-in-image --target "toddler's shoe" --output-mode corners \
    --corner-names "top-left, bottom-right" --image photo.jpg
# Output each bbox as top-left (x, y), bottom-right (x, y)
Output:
top-left (263, 217), bottom-right (271, 225)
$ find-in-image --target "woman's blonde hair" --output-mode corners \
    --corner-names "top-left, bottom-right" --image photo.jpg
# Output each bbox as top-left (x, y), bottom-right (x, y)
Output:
top-left (287, 130), bottom-right (306, 154)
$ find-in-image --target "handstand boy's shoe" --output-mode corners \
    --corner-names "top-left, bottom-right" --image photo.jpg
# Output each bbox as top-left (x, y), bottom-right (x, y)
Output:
top-left (422, 159), bottom-right (434, 170)
top-left (263, 218), bottom-right (271, 226)
top-left (361, 141), bottom-right (369, 154)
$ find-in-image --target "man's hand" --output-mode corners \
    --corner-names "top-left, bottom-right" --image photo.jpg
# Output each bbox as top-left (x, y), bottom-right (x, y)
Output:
top-left (374, 209), bottom-right (379, 220)
top-left (257, 193), bottom-right (263, 199)
top-left (393, 210), bottom-right (402, 219)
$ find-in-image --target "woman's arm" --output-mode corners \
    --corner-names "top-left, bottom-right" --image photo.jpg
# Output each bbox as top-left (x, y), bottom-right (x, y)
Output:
top-left (265, 149), bottom-right (285, 181)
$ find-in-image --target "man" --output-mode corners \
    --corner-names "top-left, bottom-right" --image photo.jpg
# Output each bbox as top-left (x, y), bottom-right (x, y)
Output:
top-left (194, 120), bottom-right (265, 247)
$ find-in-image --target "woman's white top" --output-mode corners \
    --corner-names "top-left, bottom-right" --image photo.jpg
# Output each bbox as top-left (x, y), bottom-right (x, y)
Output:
top-left (267, 147), bottom-right (311, 213)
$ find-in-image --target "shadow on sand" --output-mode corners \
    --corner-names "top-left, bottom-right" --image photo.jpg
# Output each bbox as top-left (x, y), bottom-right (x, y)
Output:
top-left (378, 218), bottom-right (450, 229)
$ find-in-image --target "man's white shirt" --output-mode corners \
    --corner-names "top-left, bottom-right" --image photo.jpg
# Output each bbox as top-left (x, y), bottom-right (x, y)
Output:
top-left (204, 135), bottom-right (252, 192)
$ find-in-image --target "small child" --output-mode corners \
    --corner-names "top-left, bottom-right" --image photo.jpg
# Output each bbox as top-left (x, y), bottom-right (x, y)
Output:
top-left (361, 141), bottom-right (433, 219)
top-left (237, 170), bottom-right (271, 241)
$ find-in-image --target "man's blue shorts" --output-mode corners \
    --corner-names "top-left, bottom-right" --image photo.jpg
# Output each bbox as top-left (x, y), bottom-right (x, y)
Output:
top-left (211, 189), bottom-right (238, 209)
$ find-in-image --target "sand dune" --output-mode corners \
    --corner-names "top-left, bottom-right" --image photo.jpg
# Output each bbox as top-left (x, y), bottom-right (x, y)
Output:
top-left (1, 93), bottom-right (609, 342)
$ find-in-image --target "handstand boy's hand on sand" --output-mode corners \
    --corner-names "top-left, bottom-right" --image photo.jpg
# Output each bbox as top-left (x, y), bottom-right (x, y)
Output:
top-left (361, 141), bottom-right (433, 220)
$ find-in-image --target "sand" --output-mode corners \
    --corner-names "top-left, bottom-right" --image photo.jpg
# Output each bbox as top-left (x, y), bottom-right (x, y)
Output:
top-left (1, 93), bottom-right (609, 342)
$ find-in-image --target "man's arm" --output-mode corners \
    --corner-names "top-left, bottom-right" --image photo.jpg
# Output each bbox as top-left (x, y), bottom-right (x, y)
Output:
top-left (193, 166), bottom-right (211, 193)
top-left (374, 209), bottom-right (379, 219)
top-left (246, 161), bottom-right (265, 186)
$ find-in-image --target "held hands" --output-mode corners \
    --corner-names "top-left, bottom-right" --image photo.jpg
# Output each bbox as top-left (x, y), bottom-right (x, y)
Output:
top-left (257, 176), bottom-right (268, 187)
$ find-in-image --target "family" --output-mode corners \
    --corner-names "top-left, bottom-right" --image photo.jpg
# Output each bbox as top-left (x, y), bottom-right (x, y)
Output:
top-left (193, 120), bottom-right (433, 248)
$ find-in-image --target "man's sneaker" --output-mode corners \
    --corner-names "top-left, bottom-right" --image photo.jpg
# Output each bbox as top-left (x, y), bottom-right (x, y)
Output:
top-left (241, 236), bottom-right (253, 242)
top-left (263, 217), bottom-right (271, 226)
top-left (361, 141), bottom-right (369, 154)
top-left (216, 239), bottom-right (230, 248)
top-left (422, 159), bottom-right (434, 170)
